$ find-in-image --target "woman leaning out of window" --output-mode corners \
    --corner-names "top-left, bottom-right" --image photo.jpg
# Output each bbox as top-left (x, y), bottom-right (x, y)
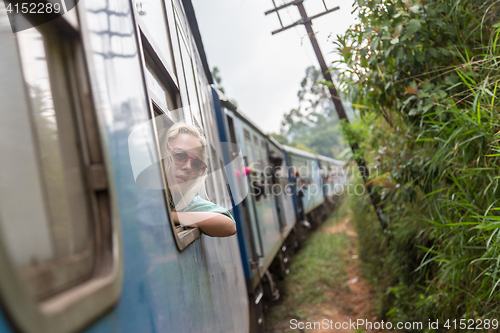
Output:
top-left (160, 123), bottom-right (236, 237)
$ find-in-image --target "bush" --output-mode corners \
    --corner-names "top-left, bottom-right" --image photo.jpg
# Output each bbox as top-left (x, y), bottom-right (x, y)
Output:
top-left (336, 0), bottom-right (500, 330)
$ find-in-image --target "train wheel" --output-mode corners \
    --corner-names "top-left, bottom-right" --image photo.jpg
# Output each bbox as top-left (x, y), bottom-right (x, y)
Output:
top-left (262, 271), bottom-right (280, 302)
top-left (289, 229), bottom-right (300, 252)
top-left (295, 222), bottom-right (308, 244)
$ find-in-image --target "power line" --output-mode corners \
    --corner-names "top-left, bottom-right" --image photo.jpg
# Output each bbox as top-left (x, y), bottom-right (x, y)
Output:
top-left (264, 0), bottom-right (388, 229)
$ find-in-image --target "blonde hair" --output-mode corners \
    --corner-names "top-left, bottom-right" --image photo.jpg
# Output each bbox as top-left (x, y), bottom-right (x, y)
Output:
top-left (160, 122), bottom-right (208, 210)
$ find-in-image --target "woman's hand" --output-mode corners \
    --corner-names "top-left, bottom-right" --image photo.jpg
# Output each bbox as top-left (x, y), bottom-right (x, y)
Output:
top-left (171, 211), bottom-right (236, 237)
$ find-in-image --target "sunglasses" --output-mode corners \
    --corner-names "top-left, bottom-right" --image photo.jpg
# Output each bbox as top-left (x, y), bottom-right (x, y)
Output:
top-left (169, 148), bottom-right (207, 176)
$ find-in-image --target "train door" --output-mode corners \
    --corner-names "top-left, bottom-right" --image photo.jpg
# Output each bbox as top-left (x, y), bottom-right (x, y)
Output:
top-left (226, 116), bottom-right (260, 269)
top-left (267, 145), bottom-right (286, 234)
top-left (241, 128), bottom-right (266, 264)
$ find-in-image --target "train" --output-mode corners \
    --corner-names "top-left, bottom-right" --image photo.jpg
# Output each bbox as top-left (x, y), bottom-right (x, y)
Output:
top-left (0, 0), bottom-right (347, 332)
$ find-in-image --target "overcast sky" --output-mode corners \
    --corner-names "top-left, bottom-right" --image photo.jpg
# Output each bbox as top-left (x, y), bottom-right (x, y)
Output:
top-left (191, 0), bottom-right (357, 134)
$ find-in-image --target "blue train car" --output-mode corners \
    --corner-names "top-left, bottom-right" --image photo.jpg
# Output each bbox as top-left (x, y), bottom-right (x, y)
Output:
top-left (0, 1), bottom-right (249, 332)
top-left (0, 0), bottom-right (348, 332)
top-left (267, 137), bottom-right (297, 240)
top-left (213, 89), bottom-right (316, 331)
top-left (316, 154), bottom-right (348, 204)
top-left (283, 145), bottom-right (326, 224)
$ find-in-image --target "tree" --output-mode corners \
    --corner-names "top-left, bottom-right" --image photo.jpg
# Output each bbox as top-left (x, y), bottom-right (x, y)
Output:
top-left (269, 133), bottom-right (288, 145)
top-left (211, 66), bottom-right (225, 94)
top-left (280, 66), bottom-right (349, 158)
top-left (211, 66), bottom-right (238, 107)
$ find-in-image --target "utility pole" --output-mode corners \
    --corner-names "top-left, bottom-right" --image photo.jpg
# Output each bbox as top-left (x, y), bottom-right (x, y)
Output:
top-left (265, 0), bottom-right (387, 228)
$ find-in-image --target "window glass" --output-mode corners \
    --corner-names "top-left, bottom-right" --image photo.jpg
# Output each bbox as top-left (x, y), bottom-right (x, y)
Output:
top-left (174, 25), bottom-right (190, 122)
top-left (0, 24), bottom-right (94, 300)
top-left (178, 29), bottom-right (202, 127)
top-left (19, 26), bottom-right (92, 261)
top-left (244, 129), bottom-right (255, 166)
top-left (144, 55), bottom-right (180, 120)
top-left (219, 159), bottom-right (231, 210)
top-left (172, 0), bottom-right (189, 42)
top-left (203, 159), bottom-right (217, 203)
top-left (133, 0), bottom-right (175, 74)
top-left (208, 145), bottom-right (221, 203)
top-left (260, 141), bottom-right (270, 195)
top-left (146, 65), bottom-right (171, 112)
top-left (253, 136), bottom-right (263, 171)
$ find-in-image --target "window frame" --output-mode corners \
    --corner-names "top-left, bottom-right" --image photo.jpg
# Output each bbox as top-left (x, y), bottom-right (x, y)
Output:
top-left (0, 6), bottom-right (123, 333)
top-left (133, 2), bottom-right (204, 251)
top-left (131, 0), bottom-right (177, 83)
top-left (134, 0), bottom-right (234, 251)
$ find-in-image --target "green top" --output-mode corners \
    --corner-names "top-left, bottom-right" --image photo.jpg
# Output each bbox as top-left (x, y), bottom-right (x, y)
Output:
top-left (178, 195), bottom-right (236, 226)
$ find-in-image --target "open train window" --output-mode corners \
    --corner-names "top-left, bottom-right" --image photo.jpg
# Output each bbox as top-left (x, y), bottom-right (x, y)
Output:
top-left (135, 0), bottom-right (234, 249)
top-left (0, 8), bottom-right (121, 333)
top-left (141, 53), bottom-right (203, 250)
top-left (135, 3), bottom-right (207, 251)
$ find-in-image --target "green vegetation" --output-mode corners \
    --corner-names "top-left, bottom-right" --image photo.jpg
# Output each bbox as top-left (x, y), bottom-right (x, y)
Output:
top-left (276, 66), bottom-right (350, 158)
top-left (334, 0), bottom-right (500, 329)
top-left (266, 201), bottom-right (350, 327)
top-left (211, 66), bottom-right (238, 107)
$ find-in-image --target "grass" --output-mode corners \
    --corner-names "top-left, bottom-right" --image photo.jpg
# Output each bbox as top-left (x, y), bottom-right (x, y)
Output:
top-left (265, 198), bottom-right (351, 329)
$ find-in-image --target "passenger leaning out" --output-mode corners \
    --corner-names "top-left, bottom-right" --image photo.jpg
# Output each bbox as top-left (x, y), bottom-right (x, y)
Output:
top-left (160, 122), bottom-right (236, 237)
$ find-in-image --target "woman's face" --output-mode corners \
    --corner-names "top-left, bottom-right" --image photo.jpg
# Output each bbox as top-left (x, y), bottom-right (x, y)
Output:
top-left (165, 133), bottom-right (205, 194)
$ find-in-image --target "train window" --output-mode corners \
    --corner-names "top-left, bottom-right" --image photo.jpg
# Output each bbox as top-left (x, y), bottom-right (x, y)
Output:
top-left (143, 49), bottom-right (182, 121)
top-left (149, 114), bottom-right (206, 249)
top-left (0, 10), bottom-right (121, 333)
top-left (202, 109), bottom-right (231, 210)
top-left (177, 26), bottom-right (203, 127)
top-left (212, 145), bottom-right (231, 208)
top-left (133, 0), bottom-right (175, 77)
top-left (11, 23), bottom-right (94, 300)
top-left (136, 0), bottom-right (233, 248)
top-left (153, 113), bottom-right (236, 248)
top-left (261, 140), bottom-right (269, 171)
top-left (219, 159), bottom-right (232, 210)
top-left (253, 136), bottom-right (262, 169)
top-left (172, 0), bottom-right (190, 41)
top-left (134, 4), bottom-right (199, 250)
top-left (203, 147), bottom-right (218, 203)
top-left (244, 129), bottom-right (255, 165)
top-left (260, 141), bottom-right (270, 196)
top-left (208, 145), bottom-right (221, 203)
top-left (139, 49), bottom-right (202, 249)
top-left (226, 116), bottom-right (238, 151)
top-left (146, 63), bottom-right (175, 115)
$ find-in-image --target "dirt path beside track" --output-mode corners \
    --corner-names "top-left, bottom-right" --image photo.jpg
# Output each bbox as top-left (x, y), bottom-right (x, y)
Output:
top-left (265, 204), bottom-right (395, 333)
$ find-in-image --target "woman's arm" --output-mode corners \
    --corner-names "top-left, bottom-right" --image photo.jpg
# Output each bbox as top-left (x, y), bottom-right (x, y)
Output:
top-left (171, 211), bottom-right (236, 237)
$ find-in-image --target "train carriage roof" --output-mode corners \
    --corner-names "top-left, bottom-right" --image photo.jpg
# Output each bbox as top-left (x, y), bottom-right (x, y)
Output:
top-left (213, 86), bottom-right (269, 140)
top-left (283, 145), bottom-right (346, 167)
top-left (316, 154), bottom-right (346, 167)
top-left (268, 136), bottom-right (284, 151)
top-left (282, 145), bottom-right (318, 160)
